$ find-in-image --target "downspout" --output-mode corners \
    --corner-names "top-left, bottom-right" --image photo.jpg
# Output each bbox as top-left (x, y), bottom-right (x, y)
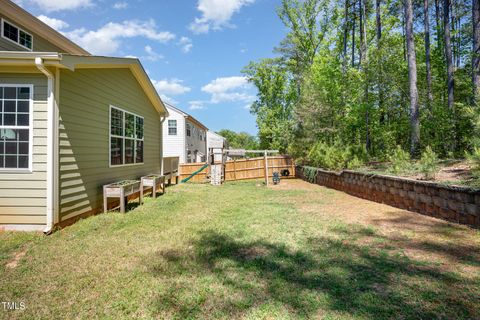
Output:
top-left (160, 116), bottom-right (166, 175)
top-left (35, 57), bottom-right (55, 234)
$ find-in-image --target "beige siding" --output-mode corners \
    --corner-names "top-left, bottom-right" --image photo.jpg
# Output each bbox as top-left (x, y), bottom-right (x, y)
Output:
top-left (0, 73), bottom-right (47, 225)
top-left (59, 68), bottom-right (162, 221)
top-left (0, 14), bottom-right (63, 52)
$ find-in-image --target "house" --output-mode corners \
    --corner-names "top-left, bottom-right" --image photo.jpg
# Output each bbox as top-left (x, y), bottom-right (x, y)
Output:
top-left (162, 103), bottom-right (208, 166)
top-left (207, 131), bottom-right (227, 162)
top-left (0, 0), bottom-right (168, 231)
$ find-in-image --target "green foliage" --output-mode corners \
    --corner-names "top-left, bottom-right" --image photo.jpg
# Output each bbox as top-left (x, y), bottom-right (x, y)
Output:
top-left (347, 156), bottom-right (364, 170)
top-left (419, 146), bottom-right (439, 180)
top-left (307, 141), bottom-right (367, 171)
top-left (466, 147), bottom-right (480, 177)
top-left (387, 146), bottom-right (411, 175)
top-left (217, 129), bottom-right (259, 150)
top-left (302, 166), bottom-right (318, 182)
top-left (242, 59), bottom-right (296, 153)
top-left (243, 0), bottom-right (477, 163)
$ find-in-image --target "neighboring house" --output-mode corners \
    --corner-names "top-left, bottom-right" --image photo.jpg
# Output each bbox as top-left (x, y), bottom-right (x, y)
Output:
top-left (162, 103), bottom-right (207, 164)
top-left (207, 131), bottom-right (227, 162)
top-left (0, 0), bottom-right (168, 231)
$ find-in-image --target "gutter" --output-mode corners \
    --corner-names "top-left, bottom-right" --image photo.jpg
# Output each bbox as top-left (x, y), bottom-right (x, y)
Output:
top-left (160, 116), bottom-right (167, 175)
top-left (35, 57), bottom-right (56, 234)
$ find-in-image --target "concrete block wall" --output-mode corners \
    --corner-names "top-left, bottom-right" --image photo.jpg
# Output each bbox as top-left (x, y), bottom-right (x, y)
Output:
top-left (296, 166), bottom-right (480, 228)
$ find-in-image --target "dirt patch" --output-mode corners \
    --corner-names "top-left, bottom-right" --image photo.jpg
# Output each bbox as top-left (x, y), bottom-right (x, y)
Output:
top-left (268, 179), bottom-right (322, 191)
top-left (6, 247), bottom-right (28, 269)
top-left (408, 161), bottom-right (473, 183)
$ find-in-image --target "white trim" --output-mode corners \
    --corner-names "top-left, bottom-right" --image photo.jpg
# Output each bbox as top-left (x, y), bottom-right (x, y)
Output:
top-left (1, 18), bottom-right (33, 51)
top-left (0, 84), bottom-right (34, 173)
top-left (35, 57), bottom-right (55, 234)
top-left (54, 68), bottom-right (60, 224)
top-left (0, 224), bottom-right (46, 232)
top-left (108, 105), bottom-right (144, 168)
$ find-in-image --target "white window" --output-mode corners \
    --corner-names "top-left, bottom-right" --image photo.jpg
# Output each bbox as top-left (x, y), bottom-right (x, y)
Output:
top-left (110, 106), bottom-right (144, 166)
top-left (168, 120), bottom-right (177, 135)
top-left (1, 19), bottom-right (32, 50)
top-left (186, 123), bottom-right (191, 137)
top-left (0, 85), bottom-right (33, 171)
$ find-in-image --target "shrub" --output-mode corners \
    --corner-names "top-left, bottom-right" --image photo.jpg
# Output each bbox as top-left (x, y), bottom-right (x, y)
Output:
top-left (387, 145), bottom-right (411, 175)
top-left (307, 141), bottom-right (366, 171)
top-left (466, 147), bottom-right (480, 177)
top-left (347, 156), bottom-right (364, 170)
top-left (302, 166), bottom-right (318, 183)
top-left (419, 146), bottom-right (438, 180)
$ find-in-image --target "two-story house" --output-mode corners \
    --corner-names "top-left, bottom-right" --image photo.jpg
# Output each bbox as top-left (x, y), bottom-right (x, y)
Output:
top-left (163, 103), bottom-right (208, 166)
top-left (0, 0), bottom-right (168, 231)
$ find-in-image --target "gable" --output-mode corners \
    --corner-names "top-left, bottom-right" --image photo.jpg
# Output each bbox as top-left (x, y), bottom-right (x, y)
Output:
top-left (0, 0), bottom-right (89, 54)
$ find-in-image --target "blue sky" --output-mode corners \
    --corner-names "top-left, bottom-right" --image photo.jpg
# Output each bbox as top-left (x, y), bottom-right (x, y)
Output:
top-left (16, 0), bottom-right (288, 134)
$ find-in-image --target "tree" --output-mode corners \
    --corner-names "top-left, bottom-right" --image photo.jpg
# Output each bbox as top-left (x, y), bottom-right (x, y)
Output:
top-left (424, 0), bottom-right (433, 108)
top-left (275, 0), bottom-right (326, 91)
top-left (217, 129), bottom-right (259, 150)
top-left (244, 0), bottom-right (478, 162)
top-left (405, 0), bottom-right (420, 156)
top-left (474, 0), bottom-right (480, 104)
top-left (243, 59), bottom-right (296, 152)
top-left (444, 0), bottom-right (454, 110)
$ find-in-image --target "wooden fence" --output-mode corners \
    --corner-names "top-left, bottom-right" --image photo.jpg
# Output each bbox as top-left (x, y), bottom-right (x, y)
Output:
top-left (179, 156), bottom-right (296, 183)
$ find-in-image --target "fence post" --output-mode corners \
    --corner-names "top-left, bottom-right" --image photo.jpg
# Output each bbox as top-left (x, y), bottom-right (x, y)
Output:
top-left (264, 151), bottom-right (269, 186)
top-left (233, 158), bottom-right (237, 180)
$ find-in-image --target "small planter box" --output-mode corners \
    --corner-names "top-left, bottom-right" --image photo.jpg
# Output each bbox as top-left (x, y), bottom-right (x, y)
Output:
top-left (103, 180), bottom-right (140, 213)
top-left (140, 174), bottom-right (166, 204)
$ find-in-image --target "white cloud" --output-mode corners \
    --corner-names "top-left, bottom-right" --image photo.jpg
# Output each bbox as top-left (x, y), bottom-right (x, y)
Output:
top-left (201, 76), bottom-right (254, 103)
top-left (144, 45), bottom-right (164, 61)
top-left (63, 19), bottom-right (175, 55)
top-left (30, 0), bottom-right (92, 12)
top-left (178, 37), bottom-right (193, 53)
top-left (160, 95), bottom-right (179, 105)
top-left (189, 100), bottom-right (205, 110)
top-left (112, 1), bottom-right (128, 9)
top-left (37, 15), bottom-right (69, 30)
top-left (152, 79), bottom-right (191, 96)
top-left (189, 0), bottom-right (254, 34)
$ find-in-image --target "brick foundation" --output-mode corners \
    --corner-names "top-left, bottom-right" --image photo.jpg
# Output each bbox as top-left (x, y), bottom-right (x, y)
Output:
top-left (296, 166), bottom-right (480, 228)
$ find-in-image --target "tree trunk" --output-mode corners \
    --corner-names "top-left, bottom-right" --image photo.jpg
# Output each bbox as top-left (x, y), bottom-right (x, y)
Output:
top-left (402, 12), bottom-right (407, 61)
top-left (451, 0), bottom-right (457, 70)
top-left (435, 0), bottom-right (442, 52)
top-left (405, 0), bottom-right (420, 156)
top-left (377, 0), bottom-right (385, 124)
top-left (473, 0), bottom-right (480, 103)
top-left (359, 0), bottom-right (364, 66)
top-left (454, 0), bottom-right (460, 68)
top-left (444, 0), bottom-right (454, 110)
top-left (343, 0), bottom-right (349, 70)
top-left (360, 0), bottom-right (370, 151)
top-left (424, 0), bottom-right (433, 108)
top-left (352, 1), bottom-right (356, 67)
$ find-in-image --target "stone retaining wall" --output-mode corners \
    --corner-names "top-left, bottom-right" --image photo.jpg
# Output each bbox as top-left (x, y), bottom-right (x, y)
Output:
top-left (296, 166), bottom-right (480, 228)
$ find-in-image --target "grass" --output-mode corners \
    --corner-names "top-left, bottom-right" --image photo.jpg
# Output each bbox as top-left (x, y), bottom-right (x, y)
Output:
top-left (1, 180), bottom-right (479, 319)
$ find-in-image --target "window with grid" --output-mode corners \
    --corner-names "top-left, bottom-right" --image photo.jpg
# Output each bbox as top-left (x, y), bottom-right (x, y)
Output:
top-left (168, 120), bottom-right (177, 135)
top-left (0, 86), bottom-right (32, 170)
top-left (110, 106), bottom-right (144, 166)
top-left (186, 123), bottom-right (191, 137)
top-left (2, 20), bottom-right (32, 50)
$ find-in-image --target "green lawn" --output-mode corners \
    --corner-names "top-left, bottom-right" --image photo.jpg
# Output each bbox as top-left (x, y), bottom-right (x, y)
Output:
top-left (1, 180), bottom-right (479, 319)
